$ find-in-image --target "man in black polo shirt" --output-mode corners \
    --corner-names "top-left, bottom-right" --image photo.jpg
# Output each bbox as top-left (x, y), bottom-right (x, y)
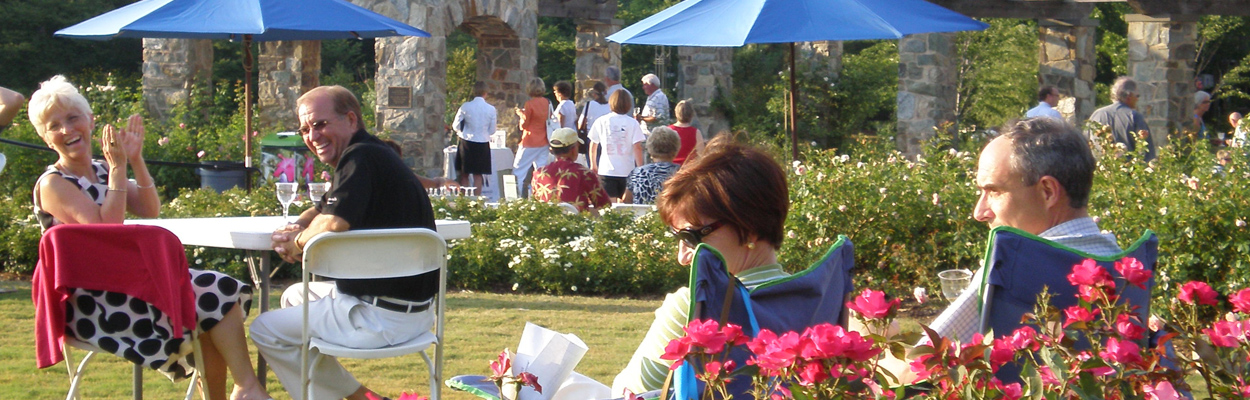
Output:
top-left (251, 85), bottom-right (436, 400)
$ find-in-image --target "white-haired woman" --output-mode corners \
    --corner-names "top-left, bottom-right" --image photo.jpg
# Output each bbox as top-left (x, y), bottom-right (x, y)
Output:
top-left (28, 76), bottom-right (270, 400)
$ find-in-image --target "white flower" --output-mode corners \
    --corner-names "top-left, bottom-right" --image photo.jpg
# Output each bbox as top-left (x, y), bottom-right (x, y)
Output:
top-left (571, 285), bottom-right (578, 292)
top-left (913, 287), bottom-right (928, 304)
top-left (1158, 207), bottom-right (1168, 216)
top-left (1237, 219), bottom-right (1246, 227)
top-left (787, 230), bottom-right (797, 239)
top-left (879, 188), bottom-right (887, 194)
top-left (512, 283), bottom-right (519, 291)
top-left (931, 193), bottom-right (940, 206)
top-left (838, 205), bottom-right (847, 212)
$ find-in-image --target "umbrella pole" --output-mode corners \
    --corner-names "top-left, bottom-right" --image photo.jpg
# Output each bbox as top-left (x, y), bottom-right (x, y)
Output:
top-left (244, 35), bottom-right (254, 192)
top-left (789, 42), bottom-right (798, 160)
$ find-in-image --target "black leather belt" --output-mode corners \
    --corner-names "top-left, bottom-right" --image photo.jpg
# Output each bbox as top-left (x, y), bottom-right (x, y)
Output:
top-left (357, 295), bottom-right (431, 313)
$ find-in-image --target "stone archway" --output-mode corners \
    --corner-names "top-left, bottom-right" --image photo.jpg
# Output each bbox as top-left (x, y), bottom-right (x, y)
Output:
top-left (366, 0), bottom-right (536, 176)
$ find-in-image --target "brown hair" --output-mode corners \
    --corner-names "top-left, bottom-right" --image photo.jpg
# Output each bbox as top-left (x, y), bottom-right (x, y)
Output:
top-left (553, 81), bottom-right (573, 99)
top-left (473, 81), bottom-right (488, 97)
top-left (674, 99), bottom-right (695, 124)
top-left (657, 135), bottom-right (788, 247)
top-left (609, 89), bottom-right (633, 115)
top-left (298, 85), bottom-right (363, 129)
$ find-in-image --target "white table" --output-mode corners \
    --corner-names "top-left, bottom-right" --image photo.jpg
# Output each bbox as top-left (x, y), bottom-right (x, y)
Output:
top-left (125, 216), bottom-right (470, 385)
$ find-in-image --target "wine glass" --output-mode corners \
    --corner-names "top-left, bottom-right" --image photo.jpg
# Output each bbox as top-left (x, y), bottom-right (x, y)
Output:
top-left (938, 269), bottom-right (973, 302)
top-left (308, 182), bottom-right (329, 204)
top-left (276, 182), bottom-right (297, 221)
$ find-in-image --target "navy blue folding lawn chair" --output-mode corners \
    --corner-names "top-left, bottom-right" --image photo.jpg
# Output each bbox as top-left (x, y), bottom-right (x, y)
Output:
top-left (669, 236), bottom-right (855, 400)
top-left (976, 226), bottom-right (1158, 383)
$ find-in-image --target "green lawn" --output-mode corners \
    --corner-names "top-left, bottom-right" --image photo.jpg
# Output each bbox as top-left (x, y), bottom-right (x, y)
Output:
top-left (0, 283), bottom-right (657, 400)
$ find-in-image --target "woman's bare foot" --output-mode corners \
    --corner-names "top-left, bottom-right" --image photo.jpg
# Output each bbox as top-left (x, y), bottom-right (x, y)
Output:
top-left (229, 383), bottom-right (272, 400)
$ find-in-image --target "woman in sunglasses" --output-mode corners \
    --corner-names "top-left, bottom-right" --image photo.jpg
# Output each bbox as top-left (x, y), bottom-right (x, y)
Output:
top-left (612, 136), bottom-right (791, 395)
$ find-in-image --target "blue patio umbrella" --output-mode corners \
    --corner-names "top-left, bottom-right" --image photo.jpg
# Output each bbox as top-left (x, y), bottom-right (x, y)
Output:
top-left (608, 0), bottom-right (987, 158)
top-left (56, 0), bottom-right (430, 180)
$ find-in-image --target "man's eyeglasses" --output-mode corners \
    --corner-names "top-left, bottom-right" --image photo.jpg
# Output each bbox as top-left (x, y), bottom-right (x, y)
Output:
top-left (672, 221), bottom-right (724, 247)
top-left (300, 117), bottom-right (339, 135)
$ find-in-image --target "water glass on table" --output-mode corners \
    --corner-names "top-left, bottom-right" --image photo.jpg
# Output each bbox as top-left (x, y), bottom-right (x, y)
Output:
top-left (276, 182), bottom-right (297, 221)
top-left (308, 182), bottom-right (329, 204)
top-left (938, 268), bottom-right (973, 302)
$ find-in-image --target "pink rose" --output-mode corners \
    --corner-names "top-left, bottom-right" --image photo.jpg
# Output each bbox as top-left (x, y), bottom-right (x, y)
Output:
top-left (196, 150), bottom-right (206, 158)
top-left (178, 123), bottom-right (186, 129)
top-left (489, 349), bottom-right (512, 380)
top-left (1068, 259), bottom-right (1114, 288)
top-left (1077, 284), bottom-right (1113, 304)
top-left (747, 330), bottom-right (801, 372)
top-left (158, 137), bottom-right (170, 146)
top-left (1179, 281), bottom-right (1219, 306)
top-left (1114, 314), bottom-right (1146, 341)
top-left (795, 361), bottom-right (828, 386)
top-left (721, 323), bottom-right (748, 346)
top-left (661, 337), bottom-right (692, 365)
top-left (1037, 365), bottom-right (1060, 387)
top-left (1099, 337), bottom-right (1143, 366)
top-left (1203, 320), bottom-right (1249, 348)
top-left (1062, 305), bottom-right (1098, 328)
top-left (1229, 288), bottom-right (1250, 314)
top-left (683, 319), bottom-right (728, 352)
top-left (703, 360), bottom-right (725, 380)
top-left (1142, 381), bottom-right (1181, 400)
top-left (1114, 257), bottom-right (1152, 289)
top-left (1008, 326), bottom-right (1040, 351)
top-left (989, 338), bottom-right (1016, 371)
top-left (847, 289), bottom-right (900, 319)
top-left (998, 381), bottom-right (1023, 400)
top-left (517, 371), bottom-right (542, 394)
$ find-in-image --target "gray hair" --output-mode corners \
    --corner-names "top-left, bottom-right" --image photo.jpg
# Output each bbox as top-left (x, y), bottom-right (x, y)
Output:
top-left (606, 66), bottom-right (622, 82)
top-left (1194, 90), bottom-right (1211, 105)
top-left (1110, 76), bottom-right (1138, 103)
top-left (29, 75), bottom-right (93, 137)
top-left (999, 117), bottom-right (1096, 209)
top-left (647, 126), bottom-right (681, 159)
top-left (641, 73), bottom-right (661, 87)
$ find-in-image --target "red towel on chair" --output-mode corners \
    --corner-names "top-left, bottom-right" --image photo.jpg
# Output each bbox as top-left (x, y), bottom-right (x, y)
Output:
top-left (32, 224), bottom-right (196, 369)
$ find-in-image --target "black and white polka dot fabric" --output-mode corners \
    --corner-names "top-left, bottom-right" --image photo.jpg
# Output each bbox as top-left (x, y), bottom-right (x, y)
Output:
top-left (35, 162), bottom-right (253, 381)
top-left (65, 270), bottom-right (252, 380)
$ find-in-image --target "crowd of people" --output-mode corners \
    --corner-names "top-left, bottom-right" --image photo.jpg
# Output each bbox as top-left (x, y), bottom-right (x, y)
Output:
top-left (9, 64), bottom-right (1246, 400)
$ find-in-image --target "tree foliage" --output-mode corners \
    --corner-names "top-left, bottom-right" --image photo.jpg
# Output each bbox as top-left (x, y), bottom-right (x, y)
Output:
top-left (0, 0), bottom-right (143, 93)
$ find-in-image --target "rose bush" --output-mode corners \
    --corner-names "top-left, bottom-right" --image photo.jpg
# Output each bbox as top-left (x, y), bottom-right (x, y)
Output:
top-left (663, 259), bottom-right (1250, 399)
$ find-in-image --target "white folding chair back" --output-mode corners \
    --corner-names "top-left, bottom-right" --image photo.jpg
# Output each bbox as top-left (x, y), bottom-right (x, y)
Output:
top-left (299, 228), bottom-right (448, 400)
top-left (63, 333), bottom-right (201, 400)
top-left (0, 152), bottom-right (7, 175)
top-left (557, 202), bottom-right (579, 214)
top-left (610, 203), bottom-right (655, 219)
top-left (502, 174), bottom-right (520, 202)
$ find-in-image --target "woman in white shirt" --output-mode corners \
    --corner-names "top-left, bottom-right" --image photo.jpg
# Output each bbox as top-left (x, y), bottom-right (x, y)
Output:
top-left (451, 81), bottom-right (497, 189)
top-left (589, 90), bottom-right (646, 202)
top-left (554, 81), bottom-right (578, 130)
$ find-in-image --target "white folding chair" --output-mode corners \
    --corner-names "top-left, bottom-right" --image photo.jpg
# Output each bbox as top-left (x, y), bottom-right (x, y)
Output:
top-left (299, 228), bottom-right (448, 400)
top-left (610, 203), bottom-right (655, 219)
top-left (63, 334), bottom-right (202, 400)
top-left (502, 174), bottom-right (520, 202)
top-left (557, 202), bottom-right (579, 214)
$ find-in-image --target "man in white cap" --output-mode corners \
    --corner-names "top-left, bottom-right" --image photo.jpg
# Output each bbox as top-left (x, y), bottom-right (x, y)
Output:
top-left (532, 128), bottom-right (610, 212)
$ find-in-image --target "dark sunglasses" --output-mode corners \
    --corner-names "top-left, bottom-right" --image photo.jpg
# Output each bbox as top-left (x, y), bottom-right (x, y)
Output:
top-left (672, 221), bottom-right (723, 247)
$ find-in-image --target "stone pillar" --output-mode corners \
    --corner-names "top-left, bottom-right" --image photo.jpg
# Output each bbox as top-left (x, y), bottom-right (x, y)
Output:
top-left (1126, 14), bottom-right (1198, 148)
top-left (258, 41), bottom-right (321, 132)
top-left (676, 46), bottom-right (733, 137)
top-left (896, 32), bottom-right (957, 156)
top-left (1038, 18), bottom-right (1098, 125)
top-left (797, 41), bottom-right (843, 79)
top-left (142, 38), bottom-right (213, 120)
top-left (376, 35), bottom-right (448, 175)
top-left (574, 18), bottom-right (622, 101)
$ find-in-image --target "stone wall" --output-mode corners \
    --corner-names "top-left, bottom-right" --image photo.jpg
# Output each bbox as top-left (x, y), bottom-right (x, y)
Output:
top-left (141, 38), bottom-right (213, 120)
top-left (1038, 18), bottom-right (1097, 125)
top-left (257, 41), bottom-right (321, 133)
top-left (574, 18), bottom-right (621, 101)
top-left (797, 41), bottom-right (843, 79)
top-left (896, 33), bottom-right (957, 156)
top-left (676, 46), bottom-right (733, 137)
top-left (1127, 14), bottom-right (1197, 148)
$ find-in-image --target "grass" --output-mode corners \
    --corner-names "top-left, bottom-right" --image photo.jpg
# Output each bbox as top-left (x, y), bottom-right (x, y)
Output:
top-left (0, 283), bottom-right (657, 400)
top-left (0, 282), bottom-right (1214, 399)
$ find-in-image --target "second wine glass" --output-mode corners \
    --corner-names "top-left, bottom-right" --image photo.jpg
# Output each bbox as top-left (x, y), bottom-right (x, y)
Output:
top-left (276, 182), bottom-right (297, 221)
top-left (308, 182), bottom-right (329, 204)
